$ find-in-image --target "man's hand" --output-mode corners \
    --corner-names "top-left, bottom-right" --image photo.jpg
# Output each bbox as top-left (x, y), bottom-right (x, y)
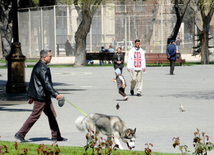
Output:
top-left (28, 98), bottom-right (34, 104)
top-left (127, 69), bottom-right (130, 72)
top-left (143, 68), bottom-right (146, 72)
top-left (56, 94), bottom-right (62, 100)
top-left (117, 61), bottom-right (121, 64)
top-left (167, 55), bottom-right (170, 58)
top-left (122, 84), bottom-right (125, 89)
top-left (111, 79), bottom-right (115, 82)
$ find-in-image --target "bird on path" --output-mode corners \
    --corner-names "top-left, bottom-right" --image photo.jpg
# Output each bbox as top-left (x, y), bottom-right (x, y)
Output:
top-left (179, 103), bottom-right (185, 112)
top-left (116, 103), bottom-right (120, 110)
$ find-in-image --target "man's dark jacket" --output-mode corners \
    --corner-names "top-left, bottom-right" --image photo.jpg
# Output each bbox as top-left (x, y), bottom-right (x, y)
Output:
top-left (166, 43), bottom-right (176, 61)
top-left (27, 60), bottom-right (59, 101)
top-left (113, 53), bottom-right (124, 69)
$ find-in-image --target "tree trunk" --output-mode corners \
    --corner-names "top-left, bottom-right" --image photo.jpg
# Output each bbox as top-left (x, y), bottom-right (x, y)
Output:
top-left (200, 1), bottom-right (214, 64)
top-left (0, 1), bottom-right (12, 56)
top-left (201, 30), bottom-right (205, 64)
top-left (167, 0), bottom-right (190, 45)
top-left (74, 13), bottom-right (92, 66)
top-left (201, 25), bottom-right (210, 64)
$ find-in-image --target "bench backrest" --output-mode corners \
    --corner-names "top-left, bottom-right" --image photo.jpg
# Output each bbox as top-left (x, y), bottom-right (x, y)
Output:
top-left (145, 53), bottom-right (182, 60)
top-left (86, 52), bottom-right (125, 60)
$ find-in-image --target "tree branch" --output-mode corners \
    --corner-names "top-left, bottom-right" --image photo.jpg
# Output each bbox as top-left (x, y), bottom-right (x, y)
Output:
top-left (74, 0), bottom-right (81, 14)
top-left (91, 0), bottom-right (102, 16)
top-left (206, 2), bottom-right (214, 23)
top-left (174, 0), bottom-right (180, 20)
top-left (190, 0), bottom-right (202, 31)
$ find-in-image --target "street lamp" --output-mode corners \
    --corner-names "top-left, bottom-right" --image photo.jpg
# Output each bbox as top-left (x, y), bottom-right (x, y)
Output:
top-left (6, 0), bottom-right (27, 93)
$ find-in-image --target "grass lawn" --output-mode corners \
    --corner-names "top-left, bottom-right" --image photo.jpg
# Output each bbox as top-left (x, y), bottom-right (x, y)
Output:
top-left (0, 57), bottom-right (213, 68)
top-left (0, 57), bottom-right (213, 69)
top-left (0, 59), bottom-right (38, 63)
top-left (0, 141), bottom-right (181, 155)
top-left (0, 62), bottom-right (212, 69)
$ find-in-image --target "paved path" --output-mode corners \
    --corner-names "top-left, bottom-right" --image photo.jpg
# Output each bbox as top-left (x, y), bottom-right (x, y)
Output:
top-left (0, 65), bottom-right (214, 154)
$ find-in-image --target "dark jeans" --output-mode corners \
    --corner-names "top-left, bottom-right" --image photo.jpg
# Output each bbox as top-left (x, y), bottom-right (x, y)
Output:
top-left (119, 88), bottom-right (126, 97)
top-left (170, 59), bottom-right (175, 74)
top-left (17, 100), bottom-right (61, 139)
top-left (66, 50), bottom-right (70, 56)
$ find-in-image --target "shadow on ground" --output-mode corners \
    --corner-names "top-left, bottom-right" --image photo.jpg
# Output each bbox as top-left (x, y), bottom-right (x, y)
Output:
top-left (0, 106), bottom-right (32, 112)
top-left (0, 81), bottom-right (86, 102)
top-left (160, 91), bottom-right (214, 100)
top-left (28, 137), bottom-right (51, 142)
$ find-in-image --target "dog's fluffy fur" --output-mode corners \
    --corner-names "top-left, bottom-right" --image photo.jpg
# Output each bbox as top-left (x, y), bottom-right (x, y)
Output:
top-left (75, 113), bottom-right (136, 150)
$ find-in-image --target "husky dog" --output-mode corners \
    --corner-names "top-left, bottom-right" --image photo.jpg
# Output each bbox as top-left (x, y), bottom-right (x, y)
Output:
top-left (75, 113), bottom-right (136, 150)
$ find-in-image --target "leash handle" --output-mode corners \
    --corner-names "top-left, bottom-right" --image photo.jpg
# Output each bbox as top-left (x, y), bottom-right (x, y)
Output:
top-left (64, 98), bottom-right (88, 116)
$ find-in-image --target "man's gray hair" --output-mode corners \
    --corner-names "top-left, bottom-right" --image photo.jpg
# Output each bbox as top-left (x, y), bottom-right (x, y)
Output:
top-left (40, 49), bottom-right (51, 59)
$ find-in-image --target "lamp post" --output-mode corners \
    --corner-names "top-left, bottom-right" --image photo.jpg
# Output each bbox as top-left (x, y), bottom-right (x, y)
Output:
top-left (6, 0), bottom-right (27, 93)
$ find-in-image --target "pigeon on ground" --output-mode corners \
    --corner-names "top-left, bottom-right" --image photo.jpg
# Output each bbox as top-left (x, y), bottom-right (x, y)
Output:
top-left (116, 103), bottom-right (120, 110)
top-left (179, 103), bottom-right (185, 112)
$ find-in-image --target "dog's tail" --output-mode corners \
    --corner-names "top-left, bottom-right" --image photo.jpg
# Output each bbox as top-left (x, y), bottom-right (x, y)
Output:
top-left (75, 116), bottom-right (85, 131)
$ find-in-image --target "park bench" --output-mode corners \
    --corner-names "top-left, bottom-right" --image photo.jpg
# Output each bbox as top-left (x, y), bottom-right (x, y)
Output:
top-left (145, 53), bottom-right (185, 66)
top-left (86, 52), bottom-right (185, 66)
top-left (86, 52), bottom-right (125, 64)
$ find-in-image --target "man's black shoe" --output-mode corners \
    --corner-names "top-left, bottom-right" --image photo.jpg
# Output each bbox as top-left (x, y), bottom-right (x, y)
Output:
top-left (130, 90), bottom-right (134, 95)
top-left (51, 137), bottom-right (68, 141)
top-left (137, 93), bottom-right (142, 97)
top-left (14, 133), bottom-right (28, 142)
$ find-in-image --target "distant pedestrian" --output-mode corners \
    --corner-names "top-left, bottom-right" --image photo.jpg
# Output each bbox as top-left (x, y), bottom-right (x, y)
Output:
top-left (166, 40), bottom-right (177, 75)
top-left (113, 47), bottom-right (124, 73)
top-left (112, 38), bottom-right (116, 46)
top-left (111, 68), bottom-right (128, 101)
top-left (127, 39), bottom-right (146, 97)
top-left (175, 35), bottom-right (182, 53)
top-left (99, 46), bottom-right (105, 66)
top-left (65, 40), bottom-right (72, 56)
top-left (15, 49), bottom-right (67, 142)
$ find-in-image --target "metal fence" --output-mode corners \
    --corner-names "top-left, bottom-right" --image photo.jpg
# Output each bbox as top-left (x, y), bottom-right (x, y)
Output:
top-left (18, 4), bottom-right (199, 58)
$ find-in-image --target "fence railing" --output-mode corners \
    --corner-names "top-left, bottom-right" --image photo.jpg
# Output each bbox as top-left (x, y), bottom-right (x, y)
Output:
top-left (18, 4), bottom-right (197, 57)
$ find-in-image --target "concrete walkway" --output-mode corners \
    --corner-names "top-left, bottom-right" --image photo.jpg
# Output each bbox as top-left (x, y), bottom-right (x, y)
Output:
top-left (0, 65), bottom-right (214, 154)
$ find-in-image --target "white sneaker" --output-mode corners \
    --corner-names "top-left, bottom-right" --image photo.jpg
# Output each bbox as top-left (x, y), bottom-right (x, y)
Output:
top-left (123, 96), bottom-right (128, 101)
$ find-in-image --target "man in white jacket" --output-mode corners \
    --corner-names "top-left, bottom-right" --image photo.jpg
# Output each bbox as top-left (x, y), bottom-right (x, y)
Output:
top-left (127, 39), bottom-right (146, 96)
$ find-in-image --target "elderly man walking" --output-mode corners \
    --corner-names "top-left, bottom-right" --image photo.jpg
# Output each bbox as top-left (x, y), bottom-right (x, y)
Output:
top-left (127, 39), bottom-right (146, 97)
top-left (15, 49), bottom-right (67, 142)
top-left (166, 40), bottom-right (177, 75)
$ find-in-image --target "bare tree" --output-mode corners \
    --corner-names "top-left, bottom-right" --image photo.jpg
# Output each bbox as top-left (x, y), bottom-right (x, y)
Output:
top-left (74, 0), bottom-right (102, 66)
top-left (199, 1), bottom-right (214, 64)
top-left (167, 0), bottom-right (191, 45)
top-left (0, 0), bottom-right (35, 57)
top-left (0, 0), bottom-right (12, 57)
top-left (190, 0), bottom-right (214, 64)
